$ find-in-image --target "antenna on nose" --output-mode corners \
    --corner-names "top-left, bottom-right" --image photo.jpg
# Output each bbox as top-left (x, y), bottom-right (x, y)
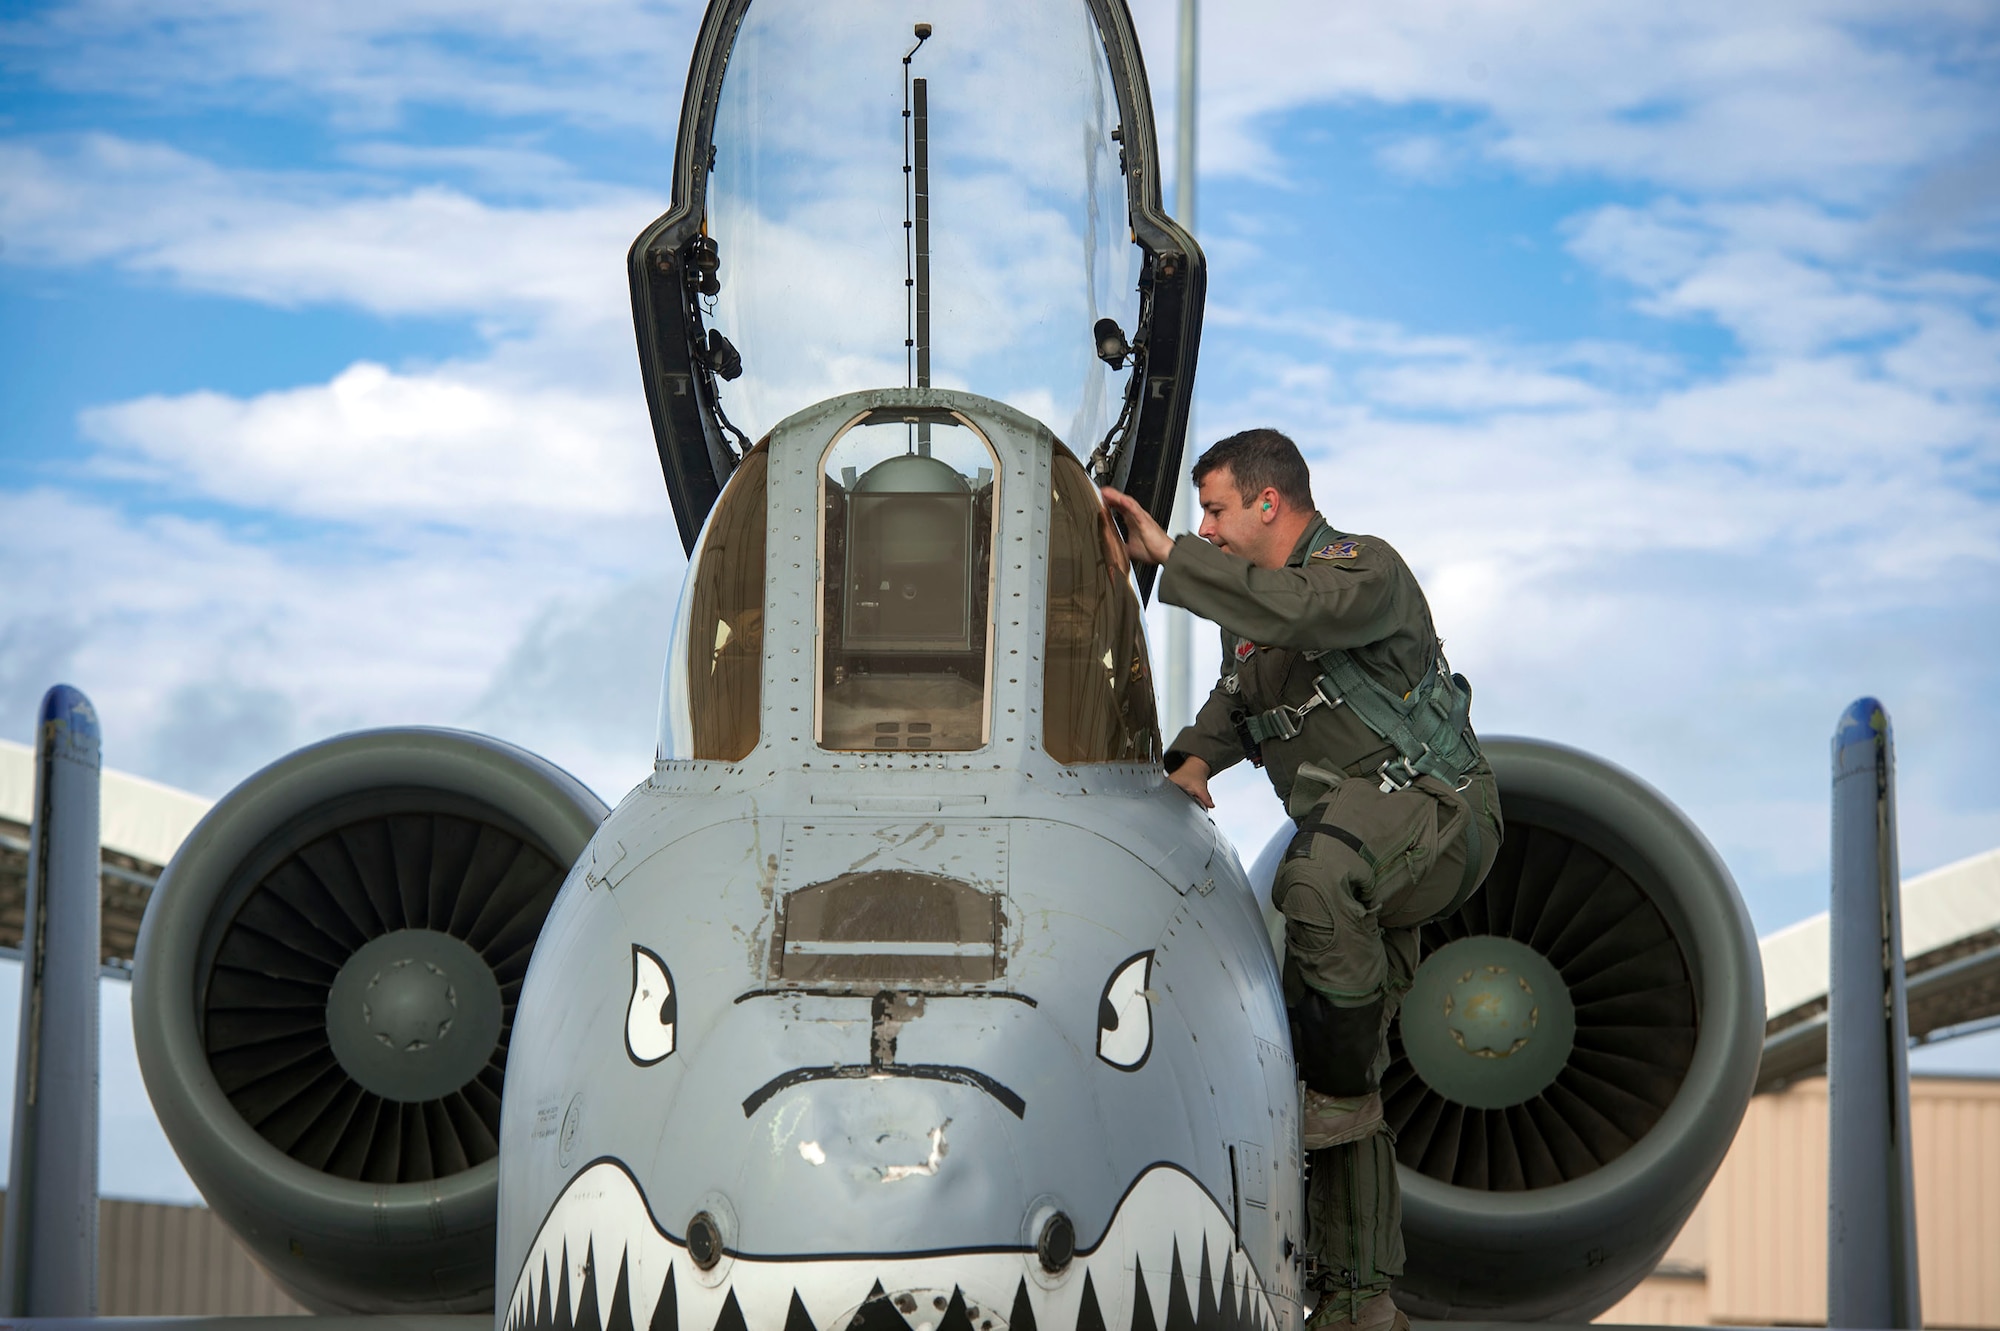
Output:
top-left (902, 23), bottom-right (934, 455)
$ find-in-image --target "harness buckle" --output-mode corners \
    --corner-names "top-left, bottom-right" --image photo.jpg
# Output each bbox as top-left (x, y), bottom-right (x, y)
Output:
top-left (1376, 744), bottom-right (1431, 793)
top-left (1268, 677), bottom-right (1344, 744)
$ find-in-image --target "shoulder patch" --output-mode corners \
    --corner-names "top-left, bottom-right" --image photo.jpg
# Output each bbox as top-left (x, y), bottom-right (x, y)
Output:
top-left (1233, 640), bottom-right (1258, 663)
top-left (1310, 540), bottom-right (1361, 561)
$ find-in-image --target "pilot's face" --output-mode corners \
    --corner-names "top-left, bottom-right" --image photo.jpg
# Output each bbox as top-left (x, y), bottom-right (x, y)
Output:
top-left (1196, 466), bottom-right (1273, 562)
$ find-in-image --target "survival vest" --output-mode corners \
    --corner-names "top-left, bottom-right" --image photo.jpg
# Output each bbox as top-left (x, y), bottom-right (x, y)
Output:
top-left (1233, 522), bottom-right (1484, 794)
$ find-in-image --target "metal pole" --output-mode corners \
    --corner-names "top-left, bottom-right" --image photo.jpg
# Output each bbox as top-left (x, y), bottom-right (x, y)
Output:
top-left (913, 75), bottom-right (932, 455)
top-left (0, 685), bottom-right (102, 1315)
top-left (1827, 697), bottom-right (1921, 1330)
top-left (1165, 0), bottom-right (1198, 736)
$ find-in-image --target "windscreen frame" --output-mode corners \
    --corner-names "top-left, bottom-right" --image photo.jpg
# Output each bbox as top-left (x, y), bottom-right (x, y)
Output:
top-left (813, 405), bottom-right (1001, 754)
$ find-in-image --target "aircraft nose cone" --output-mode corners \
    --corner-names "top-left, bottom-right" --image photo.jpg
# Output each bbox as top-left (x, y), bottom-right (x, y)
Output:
top-left (326, 928), bottom-right (505, 1101)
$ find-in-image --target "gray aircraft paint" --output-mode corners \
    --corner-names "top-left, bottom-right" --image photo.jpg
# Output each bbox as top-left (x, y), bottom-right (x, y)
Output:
top-left (495, 388), bottom-right (1304, 1331)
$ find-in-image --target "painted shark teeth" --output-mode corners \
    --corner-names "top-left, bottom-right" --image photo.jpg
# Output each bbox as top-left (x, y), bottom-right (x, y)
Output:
top-left (506, 1161), bottom-right (1288, 1331)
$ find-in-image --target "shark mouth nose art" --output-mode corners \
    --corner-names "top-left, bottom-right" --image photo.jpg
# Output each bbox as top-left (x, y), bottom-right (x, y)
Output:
top-left (506, 1160), bottom-right (1281, 1331)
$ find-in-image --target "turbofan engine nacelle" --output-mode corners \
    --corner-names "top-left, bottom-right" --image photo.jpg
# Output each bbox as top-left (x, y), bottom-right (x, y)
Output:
top-left (1252, 737), bottom-right (1764, 1321)
top-left (132, 728), bottom-right (606, 1313)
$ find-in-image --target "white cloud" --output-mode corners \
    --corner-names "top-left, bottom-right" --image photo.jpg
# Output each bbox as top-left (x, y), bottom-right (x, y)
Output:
top-left (463, 574), bottom-right (679, 794)
top-left (0, 487), bottom-right (672, 799)
top-left (4, 135), bottom-right (678, 534)
top-left (0, 135), bottom-right (659, 336)
top-left (1176, 0), bottom-right (1997, 201)
top-left (336, 139), bottom-right (590, 196)
top-left (2, 0), bottom-right (704, 129)
top-left (11, 0), bottom-right (1994, 219)
top-left (1375, 134), bottom-right (1467, 184)
top-left (0, 129), bottom-right (684, 803)
top-left (81, 360), bottom-right (664, 525)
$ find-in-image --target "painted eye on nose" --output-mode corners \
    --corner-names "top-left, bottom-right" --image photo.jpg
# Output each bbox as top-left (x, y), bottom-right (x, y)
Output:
top-left (1096, 950), bottom-right (1154, 1070)
top-left (625, 944), bottom-right (677, 1066)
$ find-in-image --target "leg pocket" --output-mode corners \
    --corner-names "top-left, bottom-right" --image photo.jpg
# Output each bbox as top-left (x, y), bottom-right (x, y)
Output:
top-left (1318, 778), bottom-right (1440, 919)
top-left (1273, 806), bottom-right (1385, 1002)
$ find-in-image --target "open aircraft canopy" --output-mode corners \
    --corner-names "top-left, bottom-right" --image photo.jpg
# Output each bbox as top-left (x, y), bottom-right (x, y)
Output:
top-left (630, 0), bottom-right (1204, 589)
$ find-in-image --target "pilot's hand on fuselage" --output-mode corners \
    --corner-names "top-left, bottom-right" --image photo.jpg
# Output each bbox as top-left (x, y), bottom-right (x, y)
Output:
top-left (1099, 486), bottom-right (1176, 566)
top-left (1167, 754), bottom-right (1214, 810)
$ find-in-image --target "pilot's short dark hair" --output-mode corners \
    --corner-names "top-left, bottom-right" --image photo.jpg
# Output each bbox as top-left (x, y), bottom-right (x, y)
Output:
top-left (1191, 429), bottom-right (1315, 510)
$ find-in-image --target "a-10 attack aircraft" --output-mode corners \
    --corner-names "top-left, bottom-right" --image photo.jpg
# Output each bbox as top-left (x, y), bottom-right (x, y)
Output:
top-left (127, 3), bottom-right (1766, 1329)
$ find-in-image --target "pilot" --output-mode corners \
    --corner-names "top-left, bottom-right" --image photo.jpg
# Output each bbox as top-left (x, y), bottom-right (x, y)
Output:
top-left (1103, 429), bottom-right (1502, 1331)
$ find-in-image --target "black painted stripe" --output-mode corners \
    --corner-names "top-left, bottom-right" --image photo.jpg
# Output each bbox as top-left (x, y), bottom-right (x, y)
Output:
top-left (741, 1062), bottom-right (1027, 1118)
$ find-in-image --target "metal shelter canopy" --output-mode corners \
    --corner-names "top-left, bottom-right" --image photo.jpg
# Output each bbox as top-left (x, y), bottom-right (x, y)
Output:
top-left (1758, 844), bottom-right (2000, 1092)
top-left (0, 737), bottom-right (211, 973)
top-left (629, 0), bottom-right (1204, 594)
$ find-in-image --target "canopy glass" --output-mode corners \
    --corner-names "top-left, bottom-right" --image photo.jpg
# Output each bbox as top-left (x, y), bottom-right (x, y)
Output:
top-left (705, 1), bottom-right (1136, 449)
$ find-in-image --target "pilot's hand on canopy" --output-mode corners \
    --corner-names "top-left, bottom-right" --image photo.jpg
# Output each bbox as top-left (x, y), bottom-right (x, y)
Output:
top-left (1167, 754), bottom-right (1214, 810)
top-left (1099, 486), bottom-right (1175, 566)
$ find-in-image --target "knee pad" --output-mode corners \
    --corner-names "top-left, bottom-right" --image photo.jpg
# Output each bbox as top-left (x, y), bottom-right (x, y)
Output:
top-left (1290, 988), bottom-right (1386, 1097)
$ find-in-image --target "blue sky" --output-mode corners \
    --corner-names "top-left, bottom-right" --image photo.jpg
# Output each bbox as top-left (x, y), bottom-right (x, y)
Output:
top-left (1, 1), bottom-right (1997, 1199)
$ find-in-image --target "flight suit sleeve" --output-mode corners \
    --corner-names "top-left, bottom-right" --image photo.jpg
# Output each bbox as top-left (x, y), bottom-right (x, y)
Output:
top-left (1158, 533), bottom-right (1406, 651)
top-left (1165, 668), bottom-right (1246, 776)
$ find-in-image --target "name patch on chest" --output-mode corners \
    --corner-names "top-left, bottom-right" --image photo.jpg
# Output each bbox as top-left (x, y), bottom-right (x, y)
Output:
top-left (1310, 540), bottom-right (1361, 561)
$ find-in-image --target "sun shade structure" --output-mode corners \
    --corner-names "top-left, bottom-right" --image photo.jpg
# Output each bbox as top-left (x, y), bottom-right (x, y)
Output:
top-left (629, 0), bottom-right (1203, 601)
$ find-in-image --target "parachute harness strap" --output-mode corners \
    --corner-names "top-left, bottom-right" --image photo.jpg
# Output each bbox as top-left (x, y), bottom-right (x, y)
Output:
top-left (1243, 672), bottom-right (1344, 746)
top-left (1244, 651), bottom-right (1483, 791)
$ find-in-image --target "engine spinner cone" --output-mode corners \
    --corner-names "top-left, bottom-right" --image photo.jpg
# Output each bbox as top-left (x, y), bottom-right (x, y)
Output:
top-left (1402, 935), bottom-right (1576, 1110)
top-left (326, 927), bottom-right (504, 1102)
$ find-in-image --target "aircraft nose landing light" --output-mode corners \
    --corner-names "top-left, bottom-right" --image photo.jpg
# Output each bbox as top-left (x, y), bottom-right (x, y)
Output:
top-left (1400, 935), bottom-right (1576, 1110)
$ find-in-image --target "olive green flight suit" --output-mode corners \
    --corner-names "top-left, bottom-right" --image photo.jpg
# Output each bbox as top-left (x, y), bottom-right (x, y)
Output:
top-left (1159, 517), bottom-right (1502, 1327)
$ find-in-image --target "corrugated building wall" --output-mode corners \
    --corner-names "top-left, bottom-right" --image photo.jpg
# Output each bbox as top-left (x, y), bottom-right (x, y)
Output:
top-left (1599, 1075), bottom-right (2000, 1327)
top-left (0, 1190), bottom-right (305, 1314)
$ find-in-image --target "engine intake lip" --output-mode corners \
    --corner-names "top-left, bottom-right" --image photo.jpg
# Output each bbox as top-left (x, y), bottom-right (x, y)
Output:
top-left (191, 784), bottom-right (559, 1186)
top-left (131, 727), bottom-right (605, 1313)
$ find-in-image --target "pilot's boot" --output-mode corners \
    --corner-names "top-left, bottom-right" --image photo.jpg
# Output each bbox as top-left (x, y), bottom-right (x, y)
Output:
top-left (1301, 1085), bottom-right (1383, 1150)
top-left (1307, 1289), bottom-right (1408, 1331)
